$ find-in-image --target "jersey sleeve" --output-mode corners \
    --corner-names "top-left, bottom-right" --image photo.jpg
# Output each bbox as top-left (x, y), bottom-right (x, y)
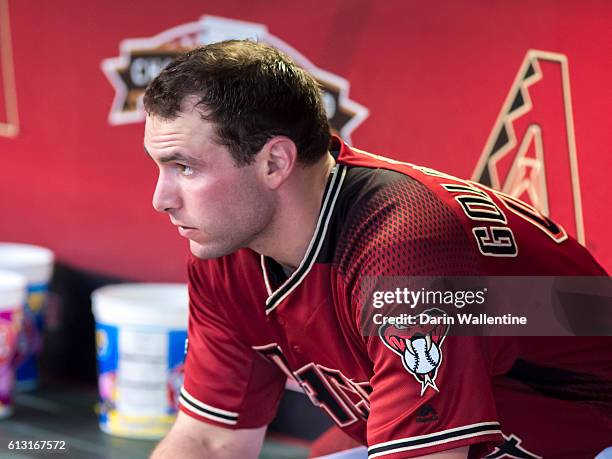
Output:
top-left (179, 257), bottom-right (286, 429)
top-left (365, 334), bottom-right (510, 458)
top-left (337, 175), bottom-right (513, 457)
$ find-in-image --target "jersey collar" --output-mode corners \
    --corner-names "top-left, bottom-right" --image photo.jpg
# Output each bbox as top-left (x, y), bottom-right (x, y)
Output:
top-left (261, 145), bottom-right (347, 315)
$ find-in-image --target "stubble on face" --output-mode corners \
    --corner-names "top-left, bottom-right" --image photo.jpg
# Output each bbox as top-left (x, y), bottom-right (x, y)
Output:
top-left (145, 107), bottom-right (278, 260)
top-left (187, 167), bottom-right (278, 260)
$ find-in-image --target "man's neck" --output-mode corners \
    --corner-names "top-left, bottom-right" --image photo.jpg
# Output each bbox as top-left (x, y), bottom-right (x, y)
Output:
top-left (249, 152), bottom-right (336, 270)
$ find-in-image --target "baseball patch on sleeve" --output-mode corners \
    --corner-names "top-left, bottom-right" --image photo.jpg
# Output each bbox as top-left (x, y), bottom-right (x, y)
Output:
top-left (378, 308), bottom-right (449, 395)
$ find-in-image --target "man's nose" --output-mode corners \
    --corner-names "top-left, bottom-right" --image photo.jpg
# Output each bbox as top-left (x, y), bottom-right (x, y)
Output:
top-left (152, 172), bottom-right (181, 213)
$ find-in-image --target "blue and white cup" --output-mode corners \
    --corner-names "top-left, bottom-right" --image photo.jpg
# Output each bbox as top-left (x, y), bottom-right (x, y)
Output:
top-left (92, 283), bottom-right (188, 439)
top-left (0, 243), bottom-right (54, 390)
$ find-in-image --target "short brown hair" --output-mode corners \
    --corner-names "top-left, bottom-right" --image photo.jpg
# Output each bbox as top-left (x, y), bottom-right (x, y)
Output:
top-left (143, 40), bottom-right (331, 166)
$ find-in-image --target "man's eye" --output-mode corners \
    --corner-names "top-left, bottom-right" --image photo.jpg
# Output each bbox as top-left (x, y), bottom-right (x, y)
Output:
top-left (177, 164), bottom-right (194, 176)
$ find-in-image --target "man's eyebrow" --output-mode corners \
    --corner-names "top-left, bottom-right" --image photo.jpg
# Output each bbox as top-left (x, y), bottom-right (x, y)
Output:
top-left (143, 146), bottom-right (198, 164)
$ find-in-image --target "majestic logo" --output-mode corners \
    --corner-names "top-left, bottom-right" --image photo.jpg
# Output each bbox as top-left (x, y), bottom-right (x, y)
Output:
top-left (101, 15), bottom-right (368, 142)
top-left (379, 308), bottom-right (449, 395)
top-left (472, 50), bottom-right (584, 244)
top-left (0, 0), bottom-right (19, 137)
top-left (485, 433), bottom-right (541, 459)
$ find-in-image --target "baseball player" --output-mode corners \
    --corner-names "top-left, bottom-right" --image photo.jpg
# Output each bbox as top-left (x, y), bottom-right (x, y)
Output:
top-left (142, 40), bottom-right (611, 458)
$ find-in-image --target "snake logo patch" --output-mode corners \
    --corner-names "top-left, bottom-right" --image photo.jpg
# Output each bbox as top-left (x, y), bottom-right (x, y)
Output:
top-left (379, 308), bottom-right (449, 395)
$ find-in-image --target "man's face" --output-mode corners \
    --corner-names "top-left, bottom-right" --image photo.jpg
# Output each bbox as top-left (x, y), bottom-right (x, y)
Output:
top-left (144, 107), bottom-right (276, 259)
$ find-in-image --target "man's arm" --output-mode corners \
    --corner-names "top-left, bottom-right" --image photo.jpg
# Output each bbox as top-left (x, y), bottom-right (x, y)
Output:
top-left (151, 411), bottom-right (266, 459)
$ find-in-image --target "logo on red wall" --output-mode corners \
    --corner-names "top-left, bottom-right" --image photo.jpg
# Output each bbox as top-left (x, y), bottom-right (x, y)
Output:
top-left (471, 50), bottom-right (585, 244)
top-left (101, 15), bottom-right (368, 143)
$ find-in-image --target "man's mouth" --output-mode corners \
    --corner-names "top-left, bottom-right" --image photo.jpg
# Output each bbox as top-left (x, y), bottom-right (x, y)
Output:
top-left (171, 219), bottom-right (194, 229)
top-left (171, 220), bottom-right (198, 237)
top-left (177, 226), bottom-right (198, 238)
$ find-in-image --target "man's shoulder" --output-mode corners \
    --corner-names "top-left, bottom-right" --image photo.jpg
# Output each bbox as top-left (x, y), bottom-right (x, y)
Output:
top-left (334, 143), bottom-right (467, 229)
top-left (328, 160), bottom-right (482, 278)
top-left (334, 163), bottom-right (470, 246)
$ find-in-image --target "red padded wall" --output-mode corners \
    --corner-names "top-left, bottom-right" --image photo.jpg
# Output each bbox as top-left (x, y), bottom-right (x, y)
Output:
top-left (0, 0), bottom-right (609, 280)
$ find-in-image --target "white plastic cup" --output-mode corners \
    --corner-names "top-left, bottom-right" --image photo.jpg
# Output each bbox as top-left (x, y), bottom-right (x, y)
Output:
top-left (0, 243), bottom-right (54, 390)
top-left (0, 270), bottom-right (27, 418)
top-left (91, 283), bottom-right (188, 439)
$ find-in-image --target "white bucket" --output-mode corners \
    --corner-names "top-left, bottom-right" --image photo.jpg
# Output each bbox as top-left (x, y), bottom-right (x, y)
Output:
top-left (0, 270), bottom-right (27, 418)
top-left (0, 243), bottom-right (54, 285)
top-left (0, 243), bottom-right (55, 390)
top-left (91, 283), bottom-right (188, 439)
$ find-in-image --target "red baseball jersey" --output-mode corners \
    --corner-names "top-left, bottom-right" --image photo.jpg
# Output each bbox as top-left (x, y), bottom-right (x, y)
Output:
top-left (179, 138), bottom-right (610, 458)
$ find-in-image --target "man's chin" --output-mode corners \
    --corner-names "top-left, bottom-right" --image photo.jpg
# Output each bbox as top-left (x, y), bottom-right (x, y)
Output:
top-left (189, 239), bottom-right (237, 260)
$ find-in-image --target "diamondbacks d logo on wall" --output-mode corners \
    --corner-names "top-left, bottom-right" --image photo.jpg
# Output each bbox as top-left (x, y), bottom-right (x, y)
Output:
top-left (101, 15), bottom-right (368, 143)
top-left (472, 50), bottom-right (585, 244)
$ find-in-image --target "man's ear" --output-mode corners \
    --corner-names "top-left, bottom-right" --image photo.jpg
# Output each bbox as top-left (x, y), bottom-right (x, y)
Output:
top-left (258, 136), bottom-right (298, 189)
